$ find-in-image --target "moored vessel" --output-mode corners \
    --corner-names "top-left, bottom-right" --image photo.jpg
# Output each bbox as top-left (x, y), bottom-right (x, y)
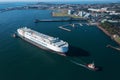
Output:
top-left (17, 27), bottom-right (69, 55)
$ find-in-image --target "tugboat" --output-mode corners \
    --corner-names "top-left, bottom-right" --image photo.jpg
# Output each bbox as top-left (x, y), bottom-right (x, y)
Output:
top-left (12, 33), bottom-right (17, 38)
top-left (86, 62), bottom-right (99, 71)
top-left (70, 60), bottom-right (101, 71)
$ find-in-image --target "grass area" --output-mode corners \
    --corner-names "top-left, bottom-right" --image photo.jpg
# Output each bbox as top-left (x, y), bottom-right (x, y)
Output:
top-left (115, 37), bottom-right (120, 43)
top-left (52, 12), bottom-right (82, 18)
top-left (69, 15), bottom-right (82, 18)
top-left (53, 12), bottom-right (69, 17)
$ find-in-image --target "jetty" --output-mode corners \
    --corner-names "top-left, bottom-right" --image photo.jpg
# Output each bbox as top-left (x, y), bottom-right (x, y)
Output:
top-left (106, 45), bottom-right (120, 51)
top-left (61, 23), bottom-right (83, 27)
top-left (79, 23), bottom-right (83, 26)
top-left (86, 23), bottom-right (89, 26)
top-left (61, 24), bottom-right (73, 27)
top-left (34, 18), bottom-right (86, 23)
top-left (59, 26), bottom-right (71, 32)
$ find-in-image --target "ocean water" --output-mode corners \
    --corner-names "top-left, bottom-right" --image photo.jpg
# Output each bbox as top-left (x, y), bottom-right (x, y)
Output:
top-left (0, 2), bottom-right (120, 80)
top-left (0, 2), bottom-right (32, 9)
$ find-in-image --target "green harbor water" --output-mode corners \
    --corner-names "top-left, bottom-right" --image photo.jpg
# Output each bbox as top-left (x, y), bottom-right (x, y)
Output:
top-left (0, 5), bottom-right (120, 80)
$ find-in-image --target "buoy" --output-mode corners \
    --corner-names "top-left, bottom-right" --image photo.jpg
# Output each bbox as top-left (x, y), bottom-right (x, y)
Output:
top-left (12, 33), bottom-right (16, 38)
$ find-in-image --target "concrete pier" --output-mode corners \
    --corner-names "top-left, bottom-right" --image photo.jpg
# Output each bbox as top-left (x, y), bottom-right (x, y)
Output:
top-left (79, 23), bottom-right (83, 26)
top-left (59, 26), bottom-right (71, 32)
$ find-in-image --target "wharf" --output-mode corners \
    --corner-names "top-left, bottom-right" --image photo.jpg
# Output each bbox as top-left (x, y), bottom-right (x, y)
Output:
top-left (59, 26), bottom-right (71, 32)
top-left (34, 18), bottom-right (86, 23)
top-left (79, 23), bottom-right (83, 26)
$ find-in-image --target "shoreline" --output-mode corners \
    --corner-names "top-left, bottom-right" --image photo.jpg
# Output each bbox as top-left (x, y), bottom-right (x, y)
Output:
top-left (97, 23), bottom-right (120, 46)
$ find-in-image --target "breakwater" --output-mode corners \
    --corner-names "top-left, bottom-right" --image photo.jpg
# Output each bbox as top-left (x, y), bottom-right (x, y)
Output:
top-left (107, 45), bottom-right (120, 51)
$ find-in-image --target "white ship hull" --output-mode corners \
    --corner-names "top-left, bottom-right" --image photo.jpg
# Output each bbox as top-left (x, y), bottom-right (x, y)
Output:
top-left (17, 27), bottom-right (68, 54)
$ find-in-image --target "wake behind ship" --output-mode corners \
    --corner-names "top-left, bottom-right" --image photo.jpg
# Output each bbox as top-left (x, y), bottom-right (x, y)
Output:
top-left (17, 27), bottom-right (69, 55)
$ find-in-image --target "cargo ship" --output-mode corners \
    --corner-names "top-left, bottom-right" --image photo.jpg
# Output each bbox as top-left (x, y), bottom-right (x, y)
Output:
top-left (17, 27), bottom-right (69, 55)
